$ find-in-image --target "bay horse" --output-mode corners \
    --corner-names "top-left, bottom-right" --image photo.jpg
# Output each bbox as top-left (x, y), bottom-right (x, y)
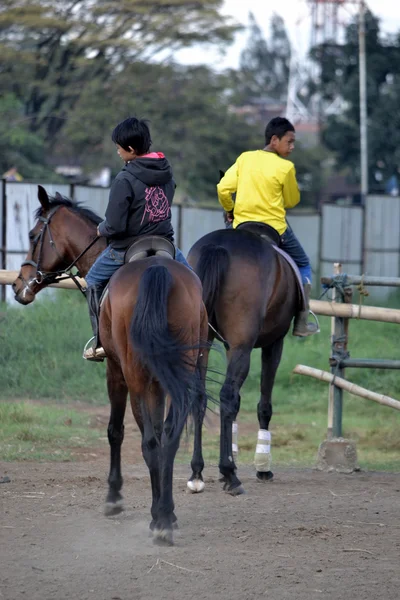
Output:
top-left (187, 225), bottom-right (300, 495)
top-left (12, 185), bottom-right (209, 545)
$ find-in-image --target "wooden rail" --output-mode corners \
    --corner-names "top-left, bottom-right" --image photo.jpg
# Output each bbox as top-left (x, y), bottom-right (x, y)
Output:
top-left (293, 364), bottom-right (400, 412)
top-left (2, 270), bottom-right (400, 325)
top-left (0, 270), bottom-right (86, 290)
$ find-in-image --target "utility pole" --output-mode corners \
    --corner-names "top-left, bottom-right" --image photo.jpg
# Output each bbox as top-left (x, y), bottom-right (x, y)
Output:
top-left (359, 0), bottom-right (368, 205)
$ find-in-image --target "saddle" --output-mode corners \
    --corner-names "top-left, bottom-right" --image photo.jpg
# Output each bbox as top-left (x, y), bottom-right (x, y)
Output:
top-left (99, 236), bottom-right (176, 307)
top-left (237, 221), bottom-right (306, 311)
top-left (124, 236), bottom-right (175, 263)
top-left (237, 221), bottom-right (281, 246)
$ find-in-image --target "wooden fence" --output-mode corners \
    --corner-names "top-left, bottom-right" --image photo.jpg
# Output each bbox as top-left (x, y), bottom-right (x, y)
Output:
top-left (293, 264), bottom-right (400, 441)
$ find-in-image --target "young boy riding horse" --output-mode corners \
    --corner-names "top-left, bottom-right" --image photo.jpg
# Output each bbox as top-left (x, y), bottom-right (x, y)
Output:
top-left (84, 117), bottom-right (191, 360)
top-left (217, 116), bottom-right (318, 337)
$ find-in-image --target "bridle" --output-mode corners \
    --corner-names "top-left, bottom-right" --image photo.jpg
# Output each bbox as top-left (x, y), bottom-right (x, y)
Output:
top-left (19, 205), bottom-right (100, 295)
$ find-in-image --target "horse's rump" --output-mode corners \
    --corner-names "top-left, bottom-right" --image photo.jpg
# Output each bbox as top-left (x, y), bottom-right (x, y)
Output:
top-left (127, 261), bottom-right (205, 440)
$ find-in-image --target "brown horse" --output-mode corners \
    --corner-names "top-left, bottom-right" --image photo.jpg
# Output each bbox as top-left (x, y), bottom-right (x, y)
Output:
top-left (187, 225), bottom-right (299, 495)
top-left (12, 185), bottom-right (209, 545)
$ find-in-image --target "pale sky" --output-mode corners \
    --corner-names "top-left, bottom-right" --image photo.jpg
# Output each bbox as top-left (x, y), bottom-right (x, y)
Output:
top-left (177, 0), bottom-right (400, 68)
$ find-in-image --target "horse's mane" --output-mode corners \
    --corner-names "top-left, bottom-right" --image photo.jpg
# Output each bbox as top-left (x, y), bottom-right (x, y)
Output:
top-left (34, 195), bottom-right (103, 226)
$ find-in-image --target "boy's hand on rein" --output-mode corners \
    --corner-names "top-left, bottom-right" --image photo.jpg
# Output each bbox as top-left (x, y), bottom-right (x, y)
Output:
top-left (224, 211), bottom-right (234, 224)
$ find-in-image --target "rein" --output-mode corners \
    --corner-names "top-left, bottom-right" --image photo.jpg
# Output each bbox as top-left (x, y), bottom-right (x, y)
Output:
top-left (20, 205), bottom-right (101, 295)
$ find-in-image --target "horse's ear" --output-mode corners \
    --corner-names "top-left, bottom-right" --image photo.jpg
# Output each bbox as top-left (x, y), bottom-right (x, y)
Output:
top-left (55, 192), bottom-right (63, 201)
top-left (219, 169), bottom-right (225, 182)
top-left (37, 185), bottom-right (50, 210)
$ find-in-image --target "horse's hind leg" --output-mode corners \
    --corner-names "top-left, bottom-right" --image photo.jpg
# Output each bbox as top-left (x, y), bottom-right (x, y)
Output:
top-left (138, 387), bottom-right (164, 534)
top-left (256, 338), bottom-right (284, 482)
top-left (219, 346), bottom-right (252, 495)
top-left (105, 358), bottom-right (128, 516)
top-left (153, 404), bottom-right (185, 546)
top-left (187, 329), bottom-right (210, 493)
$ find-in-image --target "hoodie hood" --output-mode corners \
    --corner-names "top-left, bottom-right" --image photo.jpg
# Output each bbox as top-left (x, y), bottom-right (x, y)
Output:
top-left (124, 153), bottom-right (173, 186)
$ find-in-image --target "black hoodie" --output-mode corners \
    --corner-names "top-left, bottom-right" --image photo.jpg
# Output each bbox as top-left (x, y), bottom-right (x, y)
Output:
top-left (98, 153), bottom-right (175, 249)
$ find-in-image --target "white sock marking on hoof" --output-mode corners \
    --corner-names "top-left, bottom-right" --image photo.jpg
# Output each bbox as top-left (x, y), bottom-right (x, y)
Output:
top-left (186, 479), bottom-right (205, 493)
top-left (104, 499), bottom-right (124, 516)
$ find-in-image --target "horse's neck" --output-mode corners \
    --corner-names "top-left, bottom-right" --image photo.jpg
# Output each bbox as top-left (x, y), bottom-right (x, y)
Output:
top-left (67, 217), bottom-right (107, 277)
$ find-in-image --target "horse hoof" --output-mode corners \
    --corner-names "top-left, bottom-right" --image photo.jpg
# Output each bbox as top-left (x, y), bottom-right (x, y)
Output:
top-left (153, 528), bottom-right (174, 546)
top-left (225, 484), bottom-right (245, 496)
top-left (104, 499), bottom-right (124, 516)
top-left (256, 471), bottom-right (274, 482)
top-left (187, 479), bottom-right (205, 493)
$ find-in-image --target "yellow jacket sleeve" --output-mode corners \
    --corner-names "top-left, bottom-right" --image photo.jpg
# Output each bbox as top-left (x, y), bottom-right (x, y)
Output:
top-left (282, 165), bottom-right (300, 209)
top-left (217, 161), bottom-right (238, 212)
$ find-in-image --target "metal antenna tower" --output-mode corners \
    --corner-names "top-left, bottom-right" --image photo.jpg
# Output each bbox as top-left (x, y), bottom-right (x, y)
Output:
top-left (286, 0), bottom-right (359, 125)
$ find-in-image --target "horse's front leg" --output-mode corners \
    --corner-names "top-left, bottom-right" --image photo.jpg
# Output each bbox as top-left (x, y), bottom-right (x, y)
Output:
top-left (104, 358), bottom-right (128, 516)
top-left (219, 346), bottom-right (252, 495)
top-left (255, 338), bottom-right (284, 482)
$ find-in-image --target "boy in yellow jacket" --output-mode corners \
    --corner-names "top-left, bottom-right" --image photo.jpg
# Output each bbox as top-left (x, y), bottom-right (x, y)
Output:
top-left (217, 116), bottom-right (317, 337)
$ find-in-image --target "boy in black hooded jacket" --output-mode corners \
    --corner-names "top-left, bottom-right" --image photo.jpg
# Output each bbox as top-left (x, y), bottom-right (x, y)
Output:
top-left (84, 116), bottom-right (190, 360)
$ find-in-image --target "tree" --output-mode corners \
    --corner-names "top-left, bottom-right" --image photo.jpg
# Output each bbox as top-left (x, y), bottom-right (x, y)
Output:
top-left (59, 62), bottom-right (260, 200)
top-left (235, 12), bottom-right (291, 104)
top-left (0, 94), bottom-right (59, 179)
top-left (0, 1), bottom-right (238, 143)
top-left (309, 9), bottom-right (400, 191)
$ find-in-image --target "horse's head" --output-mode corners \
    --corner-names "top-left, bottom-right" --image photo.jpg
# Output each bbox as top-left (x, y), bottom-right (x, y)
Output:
top-left (12, 185), bottom-right (102, 305)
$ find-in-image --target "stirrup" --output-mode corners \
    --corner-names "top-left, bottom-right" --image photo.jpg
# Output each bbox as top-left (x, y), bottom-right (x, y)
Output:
top-left (293, 312), bottom-right (320, 337)
top-left (83, 336), bottom-right (106, 361)
top-left (309, 310), bottom-right (320, 334)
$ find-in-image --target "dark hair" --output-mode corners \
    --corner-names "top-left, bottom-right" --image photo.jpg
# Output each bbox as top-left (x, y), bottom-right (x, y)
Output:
top-left (111, 117), bottom-right (152, 155)
top-left (264, 117), bottom-right (295, 145)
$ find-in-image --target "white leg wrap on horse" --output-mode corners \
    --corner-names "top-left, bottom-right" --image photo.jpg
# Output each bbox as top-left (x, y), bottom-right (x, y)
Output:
top-left (232, 421), bottom-right (238, 459)
top-left (254, 429), bottom-right (271, 472)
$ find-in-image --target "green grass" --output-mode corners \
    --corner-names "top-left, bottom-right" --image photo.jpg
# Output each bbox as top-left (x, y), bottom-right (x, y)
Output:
top-left (0, 401), bottom-right (102, 461)
top-left (1, 292), bottom-right (400, 470)
top-left (0, 292), bottom-right (108, 402)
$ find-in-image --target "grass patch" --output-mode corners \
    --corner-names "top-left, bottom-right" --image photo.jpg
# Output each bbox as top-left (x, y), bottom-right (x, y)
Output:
top-left (0, 401), bottom-right (102, 461)
top-left (1, 292), bottom-right (400, 470)
top-left (0, 292), bottom-right (107, 403)
top-left (184, 405), bottom-right (400, 472)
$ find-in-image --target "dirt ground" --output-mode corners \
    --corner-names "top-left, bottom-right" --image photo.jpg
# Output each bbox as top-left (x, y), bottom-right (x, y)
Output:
top-left (1, 415), bottom-right (400, 600)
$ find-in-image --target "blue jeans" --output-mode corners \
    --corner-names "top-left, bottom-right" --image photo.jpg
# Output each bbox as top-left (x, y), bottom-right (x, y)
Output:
top-left (85, 245), bottom-right (191, 288)
top-left (280, 225), bottom-right (312, 284)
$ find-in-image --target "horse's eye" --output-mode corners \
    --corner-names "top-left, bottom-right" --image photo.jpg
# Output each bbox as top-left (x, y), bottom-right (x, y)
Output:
top-left (29, 231), bottom-right (35, 240)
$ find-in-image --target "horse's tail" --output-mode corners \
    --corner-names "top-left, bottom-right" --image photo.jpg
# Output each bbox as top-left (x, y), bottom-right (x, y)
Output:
top-left (130, 264), bottom-right (199, 440)
top-left (196, 244), bottom-right (230, 320)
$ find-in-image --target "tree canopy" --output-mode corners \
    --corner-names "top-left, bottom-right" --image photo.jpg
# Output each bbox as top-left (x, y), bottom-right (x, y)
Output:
top-left (0, 0), bottom-right (237, 141)
top-left (310, 10), bottom-right (400, 191)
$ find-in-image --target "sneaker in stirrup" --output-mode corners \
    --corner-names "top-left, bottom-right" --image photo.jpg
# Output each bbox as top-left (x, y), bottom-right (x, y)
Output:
top-left (83, 336), bottom-right (106, 361)
top-left (293, 282), bottom-right (320, 337)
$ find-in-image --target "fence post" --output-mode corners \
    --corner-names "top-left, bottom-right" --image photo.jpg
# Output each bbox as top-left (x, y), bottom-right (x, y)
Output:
top-left (1, 179), bottom-right (6, 303)
top-left (328, 263), bottom-right (347, 438)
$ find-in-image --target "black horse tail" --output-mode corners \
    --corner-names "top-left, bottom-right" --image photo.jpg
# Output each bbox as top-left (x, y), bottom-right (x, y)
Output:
top-left (130, 265), bottom-right (198, 440)
top-left (196, 244), bottom-right (230, 321)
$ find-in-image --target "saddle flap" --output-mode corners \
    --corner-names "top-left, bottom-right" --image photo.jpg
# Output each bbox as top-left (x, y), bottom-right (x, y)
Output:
top-left (125, 236), bottom-right (176, 263)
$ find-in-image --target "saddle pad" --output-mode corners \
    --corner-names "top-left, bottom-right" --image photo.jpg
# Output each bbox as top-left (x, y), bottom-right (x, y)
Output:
top-left (272, 245), bottom-right (306, 311)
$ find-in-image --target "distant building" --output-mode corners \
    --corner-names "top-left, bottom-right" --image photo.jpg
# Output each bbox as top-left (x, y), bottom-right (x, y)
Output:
top-left (229, 96), bottom-right (320, 147)
top-left (229, 96), bottom-right (286, 127)
top-left (320, 174), bottom-right (360, 205)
